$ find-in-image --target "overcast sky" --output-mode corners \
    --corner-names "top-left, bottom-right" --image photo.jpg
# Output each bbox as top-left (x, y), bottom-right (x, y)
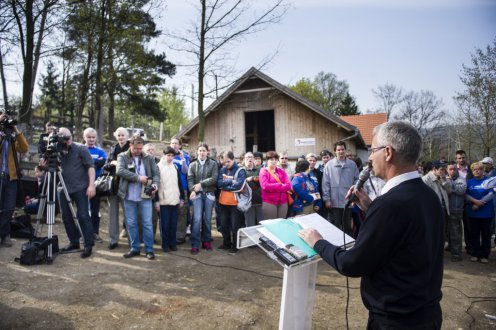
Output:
top-left (157, 0), bottom-right (496, 115)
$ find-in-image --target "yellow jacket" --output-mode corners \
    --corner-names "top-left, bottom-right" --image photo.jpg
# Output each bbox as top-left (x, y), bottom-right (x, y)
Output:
top-left (0, 132), bottom-right (29, 180)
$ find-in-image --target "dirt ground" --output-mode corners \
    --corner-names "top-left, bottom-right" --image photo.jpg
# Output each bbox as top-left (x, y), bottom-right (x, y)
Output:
top-left (1, 204), bottom-right (495, 330)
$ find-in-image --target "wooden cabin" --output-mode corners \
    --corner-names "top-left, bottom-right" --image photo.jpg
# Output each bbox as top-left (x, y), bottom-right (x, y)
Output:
top-left (176, 67), bottom-right (366, 158)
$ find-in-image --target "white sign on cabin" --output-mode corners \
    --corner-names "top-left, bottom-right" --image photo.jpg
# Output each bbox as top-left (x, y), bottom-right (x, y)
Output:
top-left (295, 138), bottom-right (315, 146)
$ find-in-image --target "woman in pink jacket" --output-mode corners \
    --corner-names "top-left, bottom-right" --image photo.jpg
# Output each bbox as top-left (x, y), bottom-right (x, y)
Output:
top-left (259, 151), bottom-right (292, 219)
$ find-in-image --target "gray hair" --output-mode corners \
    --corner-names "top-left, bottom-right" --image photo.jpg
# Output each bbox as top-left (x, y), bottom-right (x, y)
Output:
top-left (113, 127), bottom-right (129, 139)
top-left (83, 127), bottom-right (97, 137)
top-left (373, 121), bottom-right (422, 165)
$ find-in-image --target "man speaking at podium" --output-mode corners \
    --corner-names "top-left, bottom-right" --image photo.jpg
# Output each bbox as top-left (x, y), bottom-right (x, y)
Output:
top-left (299, 122), bottom-right (444, 329)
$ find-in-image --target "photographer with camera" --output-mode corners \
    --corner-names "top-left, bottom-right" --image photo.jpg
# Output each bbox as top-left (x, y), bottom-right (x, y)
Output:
top-left (116, 134), bottom-right (159, 260)
top-left (0, 113), bottom-right (28, 247)
top-left (48, 127), bottom-right (96, 258)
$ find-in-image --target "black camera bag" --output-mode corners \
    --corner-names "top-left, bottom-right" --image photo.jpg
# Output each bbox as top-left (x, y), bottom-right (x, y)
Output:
top-left (16, 235), bottom-right (59, 265)
top-left (10, 214), bottom-right (34, 239)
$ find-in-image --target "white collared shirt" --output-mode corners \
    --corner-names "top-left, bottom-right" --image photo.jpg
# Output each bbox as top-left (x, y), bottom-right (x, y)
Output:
top-left (381, 170), bottom-right (420, 195)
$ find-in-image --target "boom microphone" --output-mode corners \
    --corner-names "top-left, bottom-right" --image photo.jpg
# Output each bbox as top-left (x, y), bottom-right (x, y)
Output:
top-left (345, 165), bottom-right (371, 208)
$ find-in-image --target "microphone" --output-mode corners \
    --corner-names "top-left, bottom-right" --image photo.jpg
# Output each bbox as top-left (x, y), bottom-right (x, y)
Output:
top-left (345, 166), bottom-right (371, 208)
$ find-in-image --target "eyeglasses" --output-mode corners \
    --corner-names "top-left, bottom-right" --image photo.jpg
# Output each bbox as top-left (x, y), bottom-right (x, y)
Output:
top-left (368, 146), bottom-right (386, 154)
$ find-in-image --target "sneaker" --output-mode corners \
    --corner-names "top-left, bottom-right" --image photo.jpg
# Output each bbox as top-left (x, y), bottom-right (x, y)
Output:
top-left (217, 243), bottom-right (231, 250)
top-left (470, 256), bottom-right (479, 262)
top-left (229, 247), bottom-right (239, 254)
top-left (123, 250), bottom-right (140, 258)
top-left (94, 234), bottom-right (103, 243)
top-left (191, 248), bottom-right (199, 255)
top-left (120, 229), bottom-right (128, 238)
top-left (108, 242), bottom-right (118, 250)
top-left (1, 236), bottom-right (12, 247)
top-left (146, 252), bottom-right (155, 260)
top-left (186, 225), bottom-right (191, 235)
top-left (202, 242), bottom-right (212, 250)
top-left (480, 258), bottom-right (489, 264)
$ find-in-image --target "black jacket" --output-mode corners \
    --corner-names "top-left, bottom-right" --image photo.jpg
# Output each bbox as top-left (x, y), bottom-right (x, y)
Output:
top-left (314, 177), bottom-right (444, 324)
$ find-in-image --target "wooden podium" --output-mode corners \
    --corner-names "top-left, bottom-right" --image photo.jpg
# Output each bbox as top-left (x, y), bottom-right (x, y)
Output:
top-left (237, 225), bottom-right (320, 330)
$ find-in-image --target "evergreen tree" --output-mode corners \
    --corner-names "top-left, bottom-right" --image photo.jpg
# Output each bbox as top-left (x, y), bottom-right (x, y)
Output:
top-left (337, 93), bottom-right (360, 116)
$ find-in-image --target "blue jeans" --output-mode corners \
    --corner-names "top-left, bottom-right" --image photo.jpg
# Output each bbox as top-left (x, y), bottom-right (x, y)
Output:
top-left (159, 205), bottom-right (178, 249)
top-left (58, 188), bottom-right (94, 248)
top-left (0, 177), bottom-right (17, 238)
top-left (190, 192), bottom-right (215, 248)
top-left (123, 199), bottom-right (153, 253)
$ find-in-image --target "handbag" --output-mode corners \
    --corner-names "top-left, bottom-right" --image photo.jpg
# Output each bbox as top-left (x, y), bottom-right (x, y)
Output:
top-left (268, 169), bottom-right (294, 206)
top-left (95, 172), bottom-right (114, 196)
top-left (219, 190), bottom-right (237, 206)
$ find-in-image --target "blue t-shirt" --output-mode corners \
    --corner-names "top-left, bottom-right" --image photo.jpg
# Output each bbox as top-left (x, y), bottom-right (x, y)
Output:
top-left (87, 145), bottom-right (107, 177)
top-left (466, 177), bottom-right (495, 218)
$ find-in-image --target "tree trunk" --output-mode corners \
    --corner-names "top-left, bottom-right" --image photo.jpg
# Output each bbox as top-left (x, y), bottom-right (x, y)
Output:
top-left (18, 0), bottom-right (35, 125)
top-left (94, 0), bottom-right (106, 138)
top-left (0, 40), bottom-right (9, 111)
top-left (106, 0), bottom-right (116, 138)
top-left (197, 0), bottom-right (206, 142)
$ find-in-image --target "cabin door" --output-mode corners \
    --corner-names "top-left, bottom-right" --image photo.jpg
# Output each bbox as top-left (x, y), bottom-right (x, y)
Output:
top-left (245, 110), bottom-right (275, 153)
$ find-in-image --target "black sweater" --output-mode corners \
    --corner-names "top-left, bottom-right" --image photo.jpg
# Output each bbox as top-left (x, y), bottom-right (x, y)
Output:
top-left (314, 178), bottom-right (444, 323)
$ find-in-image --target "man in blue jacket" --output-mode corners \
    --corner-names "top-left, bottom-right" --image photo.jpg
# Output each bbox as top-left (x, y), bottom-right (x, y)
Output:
top-left (299, 122), bottom-right (444, 329)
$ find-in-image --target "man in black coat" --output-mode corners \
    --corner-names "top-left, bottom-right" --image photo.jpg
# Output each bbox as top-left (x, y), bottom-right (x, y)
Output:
top-left (299, 121), bottom-right (444, 329)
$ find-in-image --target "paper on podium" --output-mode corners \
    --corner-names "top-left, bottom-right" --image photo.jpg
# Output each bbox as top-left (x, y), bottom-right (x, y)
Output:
top-left (258, 214), bottom-right (355, 258)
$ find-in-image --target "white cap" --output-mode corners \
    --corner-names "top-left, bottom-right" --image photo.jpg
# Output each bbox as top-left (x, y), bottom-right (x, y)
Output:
top-left (481, 157), bottom-right (494, 165)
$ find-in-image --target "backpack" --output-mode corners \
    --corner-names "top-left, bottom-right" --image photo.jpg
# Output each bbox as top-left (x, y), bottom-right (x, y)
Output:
top-left (233, 168), bottom-right (252, 212)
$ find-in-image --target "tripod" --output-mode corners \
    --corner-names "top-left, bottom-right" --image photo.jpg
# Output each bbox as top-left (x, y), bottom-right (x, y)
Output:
top-left (34, 152), bottom-right (84, 262)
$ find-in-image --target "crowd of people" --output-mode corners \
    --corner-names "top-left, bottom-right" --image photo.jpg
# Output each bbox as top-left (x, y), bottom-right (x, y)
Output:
top-left (0, 118), bottom-right (495, 267)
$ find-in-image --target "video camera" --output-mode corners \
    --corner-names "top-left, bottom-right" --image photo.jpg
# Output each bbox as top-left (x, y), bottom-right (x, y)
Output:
top-left (0, 110), bottom-right (18, 134)
top-left (43, 129), bottom-right (70, 158)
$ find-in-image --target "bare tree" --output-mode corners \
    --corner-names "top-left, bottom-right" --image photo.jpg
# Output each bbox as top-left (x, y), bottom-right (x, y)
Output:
top-left (372, 83), bottom-right (404, 119)
top-left (7, 0), bottom-right (61, 124)
top-left (394, 90), bottom-right (445, 142)
top-left (167, 0), bottom-right (289, 141)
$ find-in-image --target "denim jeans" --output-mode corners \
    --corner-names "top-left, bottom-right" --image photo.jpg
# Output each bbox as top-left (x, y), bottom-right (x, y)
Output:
top-left (58, 188), bottom-right (94, 248)
top-left (123, 198), bottom-right (153, 253)
top-left (190, 192), bottom-right (215, 249)
top-left (159, 205), bottom-right (178, 249)
top-left (0, 177), bottom-right (17, 238)
top-left (89, 195), bottom-right (101, 234)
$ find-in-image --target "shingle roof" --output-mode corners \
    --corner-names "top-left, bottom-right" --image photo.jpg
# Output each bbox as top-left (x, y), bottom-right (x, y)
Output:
top-left (340, 113), bottom-right (388, 146)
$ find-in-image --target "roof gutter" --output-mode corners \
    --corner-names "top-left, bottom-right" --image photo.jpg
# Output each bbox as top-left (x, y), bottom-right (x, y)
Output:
top-left (341, 127), bottom-right (359, 143)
